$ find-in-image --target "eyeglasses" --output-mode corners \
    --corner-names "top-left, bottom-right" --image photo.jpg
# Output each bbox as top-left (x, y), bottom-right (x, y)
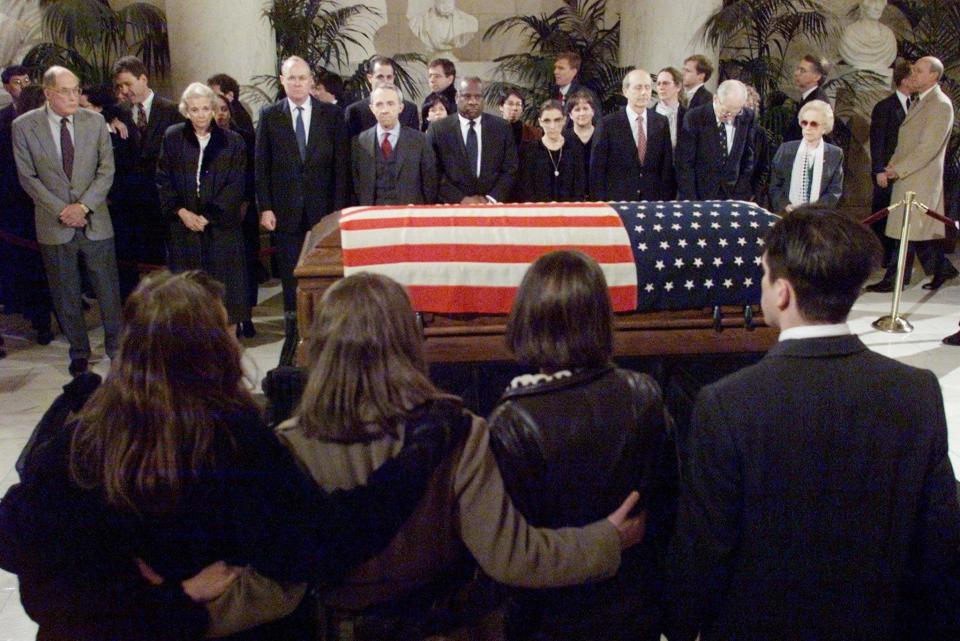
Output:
top-left (54, 87), bottom-right (81, 97)
top-left (9, 78), bottom-right (30, 88)
top-left (800, 120), bottom-right (822, 128)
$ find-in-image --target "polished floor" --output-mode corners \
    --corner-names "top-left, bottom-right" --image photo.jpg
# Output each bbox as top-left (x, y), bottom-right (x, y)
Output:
top-left (1, 273), bottom-right (959, 638)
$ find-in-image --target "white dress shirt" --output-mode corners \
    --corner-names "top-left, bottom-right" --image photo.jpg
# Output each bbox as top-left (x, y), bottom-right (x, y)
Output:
top-left (778, 323), bottom-right (850, 342)
top-left (458, 113), bottom-right (482, 178)
top-left (141, 90), bottom-right (155, 122)
top-left (45, 106), bottom-right (73, 162)
top-left (625, 104), bottom-right (647, 147)
top-left (375, 122), bottom-right (401, 152)
top-left (714, 116), bottom-right (735, 155)
top-left (287, 97), bottom-right (312, 146)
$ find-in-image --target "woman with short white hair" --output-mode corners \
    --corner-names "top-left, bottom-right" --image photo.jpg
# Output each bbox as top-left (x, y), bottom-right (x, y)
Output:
top-left (768, 99), bottom-right (844, 213)
top-left (157, 81), bottom-right (249, 333)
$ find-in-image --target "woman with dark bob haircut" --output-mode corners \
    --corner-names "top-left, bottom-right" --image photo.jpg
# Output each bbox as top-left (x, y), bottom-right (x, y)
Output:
top-left (239, 271), bottom-right (646, 640)
top-left (489, 250), bottom-right (678, 641)
top-left (1, 270), bottom-right (470, 640)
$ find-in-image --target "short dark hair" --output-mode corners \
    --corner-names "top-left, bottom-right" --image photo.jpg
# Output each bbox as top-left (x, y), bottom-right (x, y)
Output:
top-left (367, 55), bottom-right (395, 75)
top-left (556, 51), bottom-right (581, 71)
top-left (206, 73), bottom-right (240, 97)
top-left (684, 54), bottom-right (714, 82)
top-left (2, 65), bottom-right (29, 84)
top-left (81, 83), bottom-right (119, 109)
top-left (506, 250), bottom-right (614, 370)
top-left (315, 70), bottom-right (344, 100)
top-left (112, 55), bottom-right (147, 79)
top-left (421, 91), bottom-right (455, 128)
top-left (428, 58), bottom-right (456, 78)
top-left (565, 88), bottom-right (599, 117)
top-left (17, 85), bottom-right (46, 112)
top-left (802, 54), bottom-right (830, 84)
top-left (892, 59), bottom-right (911, 89)
top-left (763, 207), bottom-right (881, 323)
top-left (497, 85), bottom-right (524, 107)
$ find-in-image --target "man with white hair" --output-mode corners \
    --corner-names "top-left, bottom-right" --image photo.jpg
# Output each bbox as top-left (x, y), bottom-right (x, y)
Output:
top-left (590, 68), bottom-right (675, 201)
top-left (12, 65), bottom-right (121, 376)
top-left (256, 55), bottom-right (350, 366)
top-left (352, 84), bottom-right (437, 205)
top-left (676, 79), bottom-right (756, 201)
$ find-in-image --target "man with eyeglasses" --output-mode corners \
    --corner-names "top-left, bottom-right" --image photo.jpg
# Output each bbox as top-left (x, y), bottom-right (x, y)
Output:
top-left (11, 65), bottom-right (121, 376)
top-left (676, 79), bottom-right (756, 201)
top-left (784, 54), bottom-right (830, 142)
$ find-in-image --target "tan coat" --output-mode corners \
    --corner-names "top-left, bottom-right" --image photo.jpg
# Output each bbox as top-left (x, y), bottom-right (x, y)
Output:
top-left (274, 411), bottom-right (621, 609)
top-left (885, 84), bottom-right (955, 241)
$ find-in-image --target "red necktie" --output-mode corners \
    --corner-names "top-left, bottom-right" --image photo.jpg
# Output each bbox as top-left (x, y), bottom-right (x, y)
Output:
top-left (381, 132), bottom-right (392, 159)
top-left (636, 113), bottom-right (646, 164)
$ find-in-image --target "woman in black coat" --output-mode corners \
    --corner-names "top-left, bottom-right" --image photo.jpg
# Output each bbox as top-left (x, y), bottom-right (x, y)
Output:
top-left (157, 82), bottom-right (248, 329)
top-left (488, 250), bottom-right (677, 641)
top-left (514, 100), bottom-right (586, 203)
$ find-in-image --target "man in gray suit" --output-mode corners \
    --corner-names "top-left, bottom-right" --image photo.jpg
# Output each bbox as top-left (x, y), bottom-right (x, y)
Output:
top-left (12, 65), bottom-right (120, 375)
top-left (352, 84), bottom-right (437, 205)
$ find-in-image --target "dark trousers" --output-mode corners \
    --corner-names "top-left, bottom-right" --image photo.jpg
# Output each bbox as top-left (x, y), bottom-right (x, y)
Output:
top-left (39, 231), bottom-right (122, 361)
top-left (881, 238), bottom-right (958, 283)
top-left (242, 202), bottom-right (260, 312)
top-left (274, 229), bottom-right (306, 313)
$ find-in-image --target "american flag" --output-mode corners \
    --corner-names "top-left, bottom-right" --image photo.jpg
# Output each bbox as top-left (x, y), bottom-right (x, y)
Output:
top-left (339, 203), bottom-right (638, 314)
top-left (621, 200), bottom-right (777, 312)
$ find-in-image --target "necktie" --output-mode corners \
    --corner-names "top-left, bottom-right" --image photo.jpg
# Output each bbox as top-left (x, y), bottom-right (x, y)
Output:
top-left (466, 119), bottom-right (479, 178)
top-left (802, 153), bottom-right (812, 203)
top-left (295, 107), bottom-right (306, 161)
top-left (908, 92), bottom-right (919, 110)
top-left (136, 103), bottom-right (147, 132)
top-left (636, 113), bottom-right (646, 164)
top-left (381, 132), bottom-right (393, 159)
top-left (718, 121), bottom-right (728, 158)
top-left (60, 117), bottom-right (74, 179)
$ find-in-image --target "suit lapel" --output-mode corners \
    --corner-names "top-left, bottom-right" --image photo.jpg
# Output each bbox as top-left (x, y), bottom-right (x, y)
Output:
top-left (393, 127), bottom-right (410, 173)
top-left (305, 98), bottom-right (324, 162)
top-left (30, 112), bottom-right (69, 182)
top-left (619, 110), bottom-right (641, 170)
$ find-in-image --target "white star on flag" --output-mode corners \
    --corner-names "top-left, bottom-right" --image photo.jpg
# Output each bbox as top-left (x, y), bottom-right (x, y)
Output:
top-left (664, 282), bottom-right (674, 291)
top-left (655, 260), bottom-right (665, 270)
top-left (691, 222), bottom-right (701, 229)
top-left (671, 223), bottom-right (681, 230)
top-left (634, 225), bottom-right (644, 233)
top-left (678, 239), bottom-right (688, 248)
top-left (719, 238), bottom-right (728, 247)
top-left (754, 256), bottom-right (762, 265)
top-left (704, 279), bottom-right (714, 289)
top-left (645, 283), bottom-right (655, 292)
top-left (711, 222), bottom-right (721, 229)
top-left (674, 258), bottom-right (684, 268)
top-left (756, 238), bottom-right (765, 246)
top-left (734, 256), bottom-right (744, 266)
top-left (743, 278), bottom-right (753, 286)
top-left (723, 278), bottom-right (734, 288)
top-left (737, 237), bottom-right (747, 246)
top-left (750, 221), bottom-right (759, 228)
top-left (713, 257), bottom-right (723, 266)
top-left (693, 257), bottom-right (704, 267)
top-left (638, 242), bottom-right (648, 251)
top-left (730, 221), bottom-right (740, 228)
top-left (655, 212), bottom-right (665, 219)
top-left (697, 239), bottom-right (707, 248)
top-left (653, 223), bottom-right (663, 231)
top-left (660, 241), bottom-right (670, 249)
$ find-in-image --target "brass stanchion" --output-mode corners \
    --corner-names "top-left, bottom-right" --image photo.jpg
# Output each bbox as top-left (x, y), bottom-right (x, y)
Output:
top-left (873, 191), bottom-right (916, 333)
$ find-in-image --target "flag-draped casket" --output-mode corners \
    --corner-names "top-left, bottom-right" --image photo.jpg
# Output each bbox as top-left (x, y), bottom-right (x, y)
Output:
top-left (294, 201), bottom-right (779, 364)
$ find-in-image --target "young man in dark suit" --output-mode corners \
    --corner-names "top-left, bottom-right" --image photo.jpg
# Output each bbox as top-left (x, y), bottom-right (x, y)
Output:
top-left (352, 84), bottom-right (437, 205)
top-left (424, 57), bottom-right (457, 108)
top-left (344, 56), bottom-right (419, 138)
top-left (256, 55), bottom-right (350, 365)
top-left (783, 54), bottom-right (830, 142)
top-left (426, 76), bottom-right (518, 204)
top-left (113, 55), bottom-right (184, 267)
top-left (681, 55), bottom-right (714, 110)
top-left (676, 79), bottom-right (756, 201)
top-left (671, 207), bottom-right (960, 641)
top-left (868, 60), bottom-right (912, 263)
top-left (590, 69), bottom-right (675, 202)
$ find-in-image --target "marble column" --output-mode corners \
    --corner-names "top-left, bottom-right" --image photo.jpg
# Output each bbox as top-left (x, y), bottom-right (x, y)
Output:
top-left (619, 0), bottom-right (722, 82)
top-left (165, 0), bottom-right (276, 106)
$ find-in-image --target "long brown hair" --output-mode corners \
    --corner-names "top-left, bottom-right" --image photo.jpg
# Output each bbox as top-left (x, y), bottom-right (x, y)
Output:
top-left (297, 272), bottom-right (454, 442)
top-left (70, 270), bottom-right (257, 514)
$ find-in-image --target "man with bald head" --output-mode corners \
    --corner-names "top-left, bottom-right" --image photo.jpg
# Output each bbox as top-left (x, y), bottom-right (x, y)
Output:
top-left (590, 68), bottom-right (675, 201)
top-left (12, 65), bottom-right (121, 375)
top-left (676, 79), bottom-right (756, 201)
top-left (426, 76), bottom-right (517, 204)
top-left (869, 56), bottom-right (959, 298)
top-left (256, 55), bottom-right (350, 365)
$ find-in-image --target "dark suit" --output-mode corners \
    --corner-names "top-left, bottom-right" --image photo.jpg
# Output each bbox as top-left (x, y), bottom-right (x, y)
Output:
top-left (768, 140), bottom-right (844, 212)
top-left (344, 98), bottom-right (419, 139)
top-left (671, 334), bottom-right (960, 641)
top-left (127, 94), bottom-right (184, 266)
top-left (426, 113), bottom-right (518, 203)
top-left (784, 85), bottom-right (829, 142)
top-left (687, 85), bottom-right (712, 110)
top-left (255, 97), bottom-right (350, 312)
top-left (590, 107), bottom-right (675, 202)
top-left (351, 125), bottom-right (437, 205)
top-left (676, 104), bottom-right (756, 201)
top-left (870, 92), bottom-right (907, 212)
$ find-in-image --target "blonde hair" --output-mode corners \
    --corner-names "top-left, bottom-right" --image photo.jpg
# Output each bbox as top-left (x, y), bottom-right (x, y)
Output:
top-left (798, 99), bottom-right (834, 134)
top-left (178, 82), bottom-right (217, 118)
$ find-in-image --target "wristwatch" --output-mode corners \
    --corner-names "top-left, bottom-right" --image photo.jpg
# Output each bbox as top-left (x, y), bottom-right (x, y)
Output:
top-left (79, 204), bottom-right (90, 214)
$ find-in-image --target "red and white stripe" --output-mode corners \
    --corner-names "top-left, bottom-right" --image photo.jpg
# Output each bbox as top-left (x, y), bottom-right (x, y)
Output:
top-left (339, 203), bottom-right (638, 314)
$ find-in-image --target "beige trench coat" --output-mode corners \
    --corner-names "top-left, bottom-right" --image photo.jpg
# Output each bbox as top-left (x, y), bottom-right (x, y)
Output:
top-left (885, 84), bottom-right (955, 241)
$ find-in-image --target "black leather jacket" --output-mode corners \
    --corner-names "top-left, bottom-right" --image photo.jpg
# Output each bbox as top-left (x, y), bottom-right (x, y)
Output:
top-left (488, 364), bottom-right (678, 641)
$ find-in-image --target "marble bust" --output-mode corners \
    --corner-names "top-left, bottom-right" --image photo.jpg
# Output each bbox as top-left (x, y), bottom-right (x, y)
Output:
top-left (409, 0), bottom-right (478, 58)
top-left (838, 0), bottom-right (897, 73)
